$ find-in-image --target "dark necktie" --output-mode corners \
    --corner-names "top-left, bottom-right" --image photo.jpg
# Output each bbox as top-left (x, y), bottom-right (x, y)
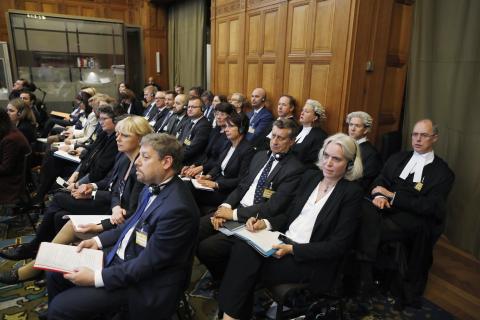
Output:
top-left (253, 155), bottom-right (275, 204)
top-left (105, 191), bottom-right (152, 266)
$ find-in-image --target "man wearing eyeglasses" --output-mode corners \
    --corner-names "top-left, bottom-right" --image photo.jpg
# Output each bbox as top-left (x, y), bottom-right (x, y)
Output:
top-left (356, 119), bottom-right (454, 307)
top-left (178, 97), bottom-right (211, 165)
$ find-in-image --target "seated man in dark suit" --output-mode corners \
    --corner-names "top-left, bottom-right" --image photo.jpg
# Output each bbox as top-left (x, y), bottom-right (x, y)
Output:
top-left (166, 93), bottom-right (190, 138)
top-left (357, 119), bottom-right (454, 305)
top-left (346, 111), bottom-right (382, 190)
top-left (45, 133), bottom-right (200, 320)
top-left (245, 87), bottom-right (274, 146)
top-left (178, 97), bottom-right (212, 165)
top-left (197, 118), bottom-right (304, 285)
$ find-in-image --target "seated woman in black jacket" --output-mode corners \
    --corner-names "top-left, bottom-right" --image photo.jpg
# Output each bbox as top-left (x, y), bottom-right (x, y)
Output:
top-left (6, 98), bottom-right (37, 143)
top-left (33, 105), bottom-right (122, 203)
top-left (217, 133), bottom-right (364, 320)
top-left (292, 99), bottom-right (328, 169)
top-left (0, 116), bottom-right (153, 284)
top-left (181, 102), bottom-right (235, 177)
top-left (192, 112), bottom-right (255, 209)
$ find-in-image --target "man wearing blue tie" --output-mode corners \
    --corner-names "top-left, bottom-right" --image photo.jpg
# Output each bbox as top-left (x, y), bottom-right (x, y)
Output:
top-left (45, 133), bottom-right (200, 320)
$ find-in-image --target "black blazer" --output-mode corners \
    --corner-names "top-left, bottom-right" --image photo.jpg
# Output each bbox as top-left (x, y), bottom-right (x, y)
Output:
top-left (358, 140), bottom-right (382, 190)
top-left (98, 153), bottom-right (144, 230)
top-left (291, 127), bottom-right (327, 169)
top-left (17, 119), bottom-right (37, 144)
top-left (152, 108), bottom-right (169, 131)
top-left (181, 117), bottom-right (212, 165)
top-left (78, 131), bottom-right (118, 183)
top-left (268, 170), bottom-right (363, 292)
top-left (197, 127), bottom-right (230, 171)
top-left (143, 102), bottom-right (159, 122)
top-left (208, 138), bottom-right (255, 192)
top-left (224, 150), bottom-right (304, 222)
top-left (372, 151), bottom-right (454, 229)
top-left (167, 114), bottom-right (189, 137)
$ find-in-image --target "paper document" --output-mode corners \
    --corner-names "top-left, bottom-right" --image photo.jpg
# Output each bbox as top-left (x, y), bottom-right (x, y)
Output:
top-left (34, 242), bottom-right (103, 273)
top-left (66, 215), bottom-right (111, 231)
top-left (234, 228), bottom-right (283, 257)
top-left (54, 150), bottom-right (81, 163)
top-left (191, 179), bottom-right (214, 191)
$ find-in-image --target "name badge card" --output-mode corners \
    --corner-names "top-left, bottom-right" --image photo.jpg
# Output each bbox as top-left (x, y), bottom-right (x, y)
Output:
top-left (184, 138), bottom-right (191, 146)
top-left (248, 127), bottom-right (255, 134)
top-left (135, 228), bottom-right (148, 248)
top-left (262, 188), bottom-right (275, 199)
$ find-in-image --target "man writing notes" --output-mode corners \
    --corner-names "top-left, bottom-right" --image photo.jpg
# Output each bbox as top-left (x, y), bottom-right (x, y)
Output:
top-left (197, 118), bottom-right (304, 286)
top-left (46, 134), bottom-right (200, 320)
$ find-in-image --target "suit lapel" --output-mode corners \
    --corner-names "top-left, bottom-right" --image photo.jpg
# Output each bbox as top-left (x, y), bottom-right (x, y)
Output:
top-left (312, 179), bottom-right (346, 233)
top-left (287, 173), bottom-right (323, 225)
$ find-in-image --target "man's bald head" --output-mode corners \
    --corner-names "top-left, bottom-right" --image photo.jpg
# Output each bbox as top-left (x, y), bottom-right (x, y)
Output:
top-left (251, 88), bottom-right (266, 109)
top-left (411, 119), bottom-right (438, 154)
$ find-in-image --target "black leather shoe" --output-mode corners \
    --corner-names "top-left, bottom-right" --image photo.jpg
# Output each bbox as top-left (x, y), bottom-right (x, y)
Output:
top-left (0, 269), bottom-right (19, 284)
top-left (0, 243), bottom-right (36, 260)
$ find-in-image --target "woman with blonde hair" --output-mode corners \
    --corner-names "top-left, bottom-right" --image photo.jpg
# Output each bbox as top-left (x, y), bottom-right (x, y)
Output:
top-left (217, 133), bottom-right (364, 320)
top-left (0, 116), bottom-right (153, 284)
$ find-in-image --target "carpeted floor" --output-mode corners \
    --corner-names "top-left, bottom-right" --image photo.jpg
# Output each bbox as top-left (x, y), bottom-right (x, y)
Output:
top-left (0, 222), bottom-right (455, 320)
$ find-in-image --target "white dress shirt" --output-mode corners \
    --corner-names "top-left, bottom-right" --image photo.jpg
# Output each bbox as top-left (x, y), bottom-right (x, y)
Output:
top-left (295, 126), bottom-right (312, 144)
top-left (221, 146), bottom-right (236, 174)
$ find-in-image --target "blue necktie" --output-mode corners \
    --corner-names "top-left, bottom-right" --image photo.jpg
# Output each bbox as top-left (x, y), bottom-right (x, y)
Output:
top-left (105, 191), bottom-right (152, 266)
top-left (253, 156), bottom-right (275, 204)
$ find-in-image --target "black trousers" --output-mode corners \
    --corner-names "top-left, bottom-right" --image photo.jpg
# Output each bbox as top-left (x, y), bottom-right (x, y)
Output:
top-left (357, 200), bottom-right (434, 297)
top-left (36, 150), bottom-right (78, 199)
top-left (46, 256), bottom-right (128, 320)
top-left (218, 239), bottom-right (318, 319)
top-left (196, 214), bottom-right (238, 282)
top-left (31, 191), bottom-right (111, 250)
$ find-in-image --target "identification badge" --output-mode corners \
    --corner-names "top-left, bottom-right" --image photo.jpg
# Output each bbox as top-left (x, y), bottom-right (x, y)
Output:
top-left (414, 182), bottom-right (423, 191)
top-left (248, 126), bottom-right (255, 134)
top-left (262, 188), bottom-right (275, 199)
top-left (135, 229), bottom-right (148, 248)
top-left (184, 138), bottom-right (191, 146)
top-left (149, 120), bottom-right (156, 126)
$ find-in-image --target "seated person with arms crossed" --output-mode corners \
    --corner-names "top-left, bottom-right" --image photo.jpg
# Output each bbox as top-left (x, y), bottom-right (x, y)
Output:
top-left (197, 118), bottom-right (304, 287)
top-left (218, 133), bottom-right (364, 320)
top-left (45, 133), bottom-right (200, 320)
top-left (346, 111), bottom-right (382, 190)
top-left (357, 119), bottom-right (454, 305)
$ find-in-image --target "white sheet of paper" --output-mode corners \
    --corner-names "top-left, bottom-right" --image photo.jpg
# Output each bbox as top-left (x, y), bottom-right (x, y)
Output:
top-left (34, 242), bottom-right (103, 273)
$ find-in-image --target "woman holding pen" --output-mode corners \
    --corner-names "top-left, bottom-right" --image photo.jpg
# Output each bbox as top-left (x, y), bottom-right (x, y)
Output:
top-left (217, 133), bottom-right (364, 320)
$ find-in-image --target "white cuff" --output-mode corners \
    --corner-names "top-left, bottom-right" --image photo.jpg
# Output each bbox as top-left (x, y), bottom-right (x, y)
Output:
top-left (232, 209), bottom-right (238, 221)
top-left (93, 236), bottom-right (103, 249)
top-left (263, 219), bottom-right (272, 231)
top-left (94, 269), bottom-right (105, 288)
top-left (91, 183), bottom-right (98, 191)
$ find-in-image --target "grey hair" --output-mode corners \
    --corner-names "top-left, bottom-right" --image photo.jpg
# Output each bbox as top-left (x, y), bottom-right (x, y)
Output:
top-left (346, 111), bottom-right (373, 132)
top-left (141, 133), bottom-right (184, 173)
top-left (316, 133), bottom-right (363, 181)
top-left (305, 99), bottom-right (326, 121)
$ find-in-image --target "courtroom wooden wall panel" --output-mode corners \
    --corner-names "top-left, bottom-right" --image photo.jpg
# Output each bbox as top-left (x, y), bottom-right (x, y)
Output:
top-left (212, 0), bottom-right (413, 142)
